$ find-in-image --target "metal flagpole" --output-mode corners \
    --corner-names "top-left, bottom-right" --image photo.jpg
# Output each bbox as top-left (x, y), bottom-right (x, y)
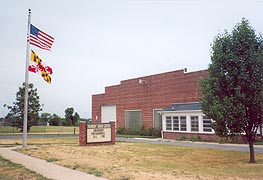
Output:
top-left (23, 9), bottom-right (31, 147)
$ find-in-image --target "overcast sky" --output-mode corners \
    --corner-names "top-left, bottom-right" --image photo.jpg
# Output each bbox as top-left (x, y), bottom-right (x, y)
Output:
top-left (0, 0), bottom-right (262, 118)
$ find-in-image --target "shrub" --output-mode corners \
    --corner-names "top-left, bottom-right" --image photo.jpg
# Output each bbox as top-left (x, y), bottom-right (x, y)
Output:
top-left (117, 127), bottom-right (161, 137)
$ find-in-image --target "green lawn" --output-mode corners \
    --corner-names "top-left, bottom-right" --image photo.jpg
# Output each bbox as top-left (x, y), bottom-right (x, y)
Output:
top-left (0, 126), bottom-right (79, 135)
top-left (0, 155), bottom-right (53, 180)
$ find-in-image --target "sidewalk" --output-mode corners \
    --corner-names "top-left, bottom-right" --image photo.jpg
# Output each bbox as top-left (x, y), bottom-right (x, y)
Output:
top-left (0, 146), bottom-right (108, 180)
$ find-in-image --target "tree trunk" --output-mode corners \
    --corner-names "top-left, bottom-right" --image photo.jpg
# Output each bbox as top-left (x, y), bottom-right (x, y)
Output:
top-left (260, 124), bottom-right (263, 139)
top-left (248, 139), bottom-right (256, 163)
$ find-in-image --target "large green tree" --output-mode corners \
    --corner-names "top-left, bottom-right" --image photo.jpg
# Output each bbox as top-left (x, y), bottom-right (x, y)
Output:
top-left (64, 107), bottom-right (74, 126)
top-left (4, 83), bottom-right (42, 132)
top-left (49, 114), bottom-right (62, 126)
top-left (40, 112), bottom-right (52, 125)
top-left (73, 112), bottom-right (80, 126)
top-left (200, 19), bottom-right (263, 163)
top-left (64, 107), bottom-right (80, 126)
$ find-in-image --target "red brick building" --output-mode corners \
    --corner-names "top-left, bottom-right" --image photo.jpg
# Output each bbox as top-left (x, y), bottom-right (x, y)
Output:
top-left (92, 69), bottom-right (209, 131)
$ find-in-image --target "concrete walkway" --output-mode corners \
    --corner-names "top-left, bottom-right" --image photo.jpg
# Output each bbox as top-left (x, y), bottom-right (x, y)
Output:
top-left (0, 146), bottom-right (108, 180)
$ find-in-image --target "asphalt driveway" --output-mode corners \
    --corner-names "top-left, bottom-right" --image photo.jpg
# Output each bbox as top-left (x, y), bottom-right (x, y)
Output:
top-left (1, 134), bottom-right (263, 153)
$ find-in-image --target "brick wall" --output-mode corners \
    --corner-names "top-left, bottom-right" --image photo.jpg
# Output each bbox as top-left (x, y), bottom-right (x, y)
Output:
top-left (163, 131), bottom-right (249, 143)
top-left (163, 131), bottom-right (218, 141)
top-left (79, 121), bottom-right (87, 145)
top-left (92, 69), bottom-right (208, 128)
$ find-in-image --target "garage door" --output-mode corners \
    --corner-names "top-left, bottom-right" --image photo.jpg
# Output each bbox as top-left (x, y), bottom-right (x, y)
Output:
top-left (101, 105), bottom-right (116, 123)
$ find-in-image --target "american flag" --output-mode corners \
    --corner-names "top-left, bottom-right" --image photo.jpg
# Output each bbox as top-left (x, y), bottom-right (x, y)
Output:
top-left (30, 24), bottom-right (54, 51)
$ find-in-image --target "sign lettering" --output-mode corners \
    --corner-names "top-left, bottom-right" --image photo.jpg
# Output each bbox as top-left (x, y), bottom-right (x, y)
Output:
top-left (87, 123), bottom-right (112, 143)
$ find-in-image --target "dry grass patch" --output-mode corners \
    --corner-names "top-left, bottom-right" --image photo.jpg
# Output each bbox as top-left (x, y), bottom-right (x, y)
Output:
top-left (17, 141), bottom-right (263, 180)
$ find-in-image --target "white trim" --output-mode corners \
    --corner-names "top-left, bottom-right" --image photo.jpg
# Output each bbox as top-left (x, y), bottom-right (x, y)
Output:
top-left (125, 109), bottom-right (142, 112)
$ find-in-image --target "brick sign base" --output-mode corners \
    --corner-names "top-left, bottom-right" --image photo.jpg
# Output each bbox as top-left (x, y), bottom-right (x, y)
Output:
top-left (79, 121), bottom-right (116, 146)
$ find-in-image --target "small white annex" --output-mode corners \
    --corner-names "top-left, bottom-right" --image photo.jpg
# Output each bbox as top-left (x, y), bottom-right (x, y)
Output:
top-left (160, 102), bottom-right (215, 140)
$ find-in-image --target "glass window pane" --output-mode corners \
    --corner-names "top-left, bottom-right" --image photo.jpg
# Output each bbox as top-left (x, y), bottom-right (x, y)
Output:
top-left (180, 116), bottom-right (187, 131)
top-left (125, 111), bottom-right (142, 130)
top-left (203, 116), bottom-right (212, 132)
top-left (191, 116), bottom-right (199, 132)
top-left (166, 116), bottom-right (172, 130)
top-left (173, 116), bottom-right (179, 131)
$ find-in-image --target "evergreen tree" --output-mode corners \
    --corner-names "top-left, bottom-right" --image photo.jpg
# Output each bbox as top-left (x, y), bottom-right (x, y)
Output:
top-left (4, 83), bottom-right (42, 132)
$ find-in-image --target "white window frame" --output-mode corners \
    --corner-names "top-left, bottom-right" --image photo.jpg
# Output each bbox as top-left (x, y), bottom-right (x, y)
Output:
top-left (179, 116), bottom-right (187, 131)
top-left (162, 111), bottom-right (214, 134)
top-left (165, 116), bottom-right (172, 131)
top-left (203, 116), bottom-right (212, 132)
top-left (190, 116), bottom-right (199, 132)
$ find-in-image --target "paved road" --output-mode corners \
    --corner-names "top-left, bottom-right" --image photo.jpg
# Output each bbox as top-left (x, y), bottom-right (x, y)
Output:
top-left (1, 134), bottom-right (263, 153)
top-left (0, 134), bottom-right (78, 139)
top-left (117, 137), bottom-right (263, 153)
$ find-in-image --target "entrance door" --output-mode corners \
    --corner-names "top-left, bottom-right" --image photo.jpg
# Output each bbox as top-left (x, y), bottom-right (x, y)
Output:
top-left (101, 105), bottom-right (116, 123)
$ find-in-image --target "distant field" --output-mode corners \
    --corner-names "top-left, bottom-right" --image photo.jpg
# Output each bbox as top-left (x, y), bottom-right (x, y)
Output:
top-left (0, 126), bottom-right (79, 135)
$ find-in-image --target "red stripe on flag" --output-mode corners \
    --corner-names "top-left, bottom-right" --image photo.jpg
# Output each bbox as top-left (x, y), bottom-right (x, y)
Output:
top-left (39, 30), bottom-right (54, 41)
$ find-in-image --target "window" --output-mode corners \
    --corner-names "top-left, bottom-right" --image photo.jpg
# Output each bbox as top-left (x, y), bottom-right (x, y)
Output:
top-left (191, 116), bottom-right (199, 132)
top-left (125, 110), bottom-right (142, 130)
top-left (203, 116), bottom-right (212, 132)
top-left (166, 116), bottom-right (186, 131)
top-left (166, 116), bottom-right (172, 130)
top-left (173, 116), bottom-right (179, 131)
top-left (180, 116), bottom-right (187, 131)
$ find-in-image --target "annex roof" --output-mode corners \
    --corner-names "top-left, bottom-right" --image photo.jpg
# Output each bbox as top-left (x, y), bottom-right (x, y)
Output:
top-left (162, 102), bottom-right (201, 112)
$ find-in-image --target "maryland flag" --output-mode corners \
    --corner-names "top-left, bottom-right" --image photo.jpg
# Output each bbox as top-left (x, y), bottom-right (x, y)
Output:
top-left (28, 50), bottom-right (53, 84)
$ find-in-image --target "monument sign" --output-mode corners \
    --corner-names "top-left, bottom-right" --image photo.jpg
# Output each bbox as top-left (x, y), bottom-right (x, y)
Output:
top-left (87, 123), bottom-right (112, 143)
top-left (79, 121), bottom-right (116, 146)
